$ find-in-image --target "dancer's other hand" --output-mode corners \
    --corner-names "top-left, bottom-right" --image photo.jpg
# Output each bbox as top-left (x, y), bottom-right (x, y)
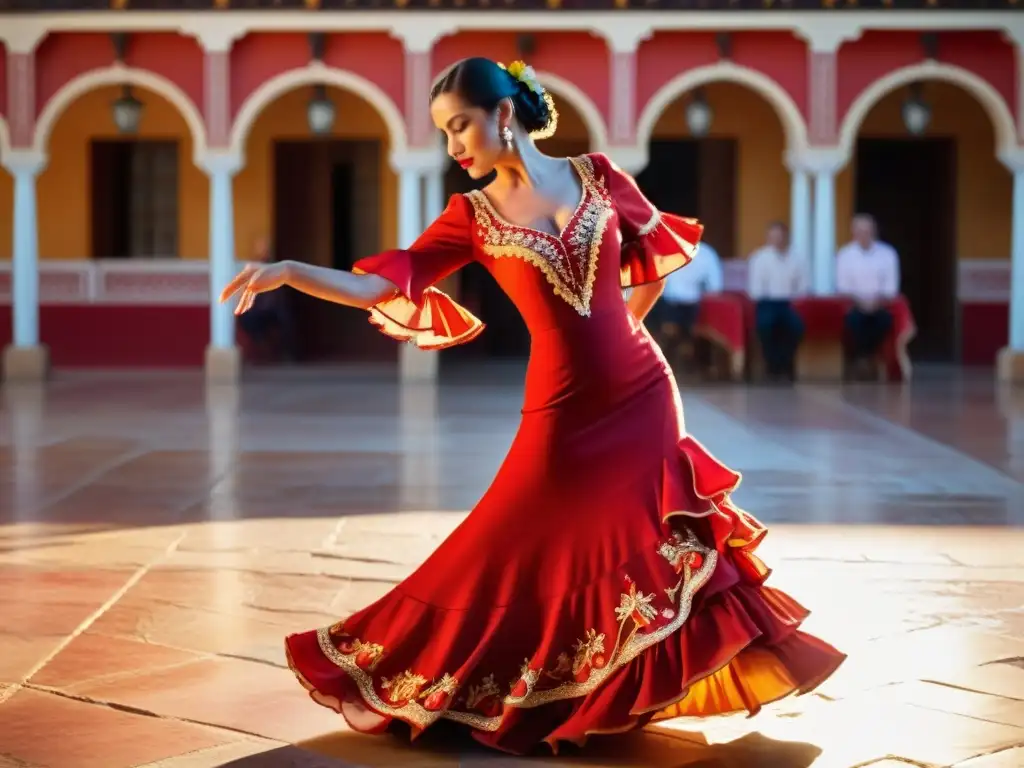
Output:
top-left (220, 261), bottom-right (290, 315)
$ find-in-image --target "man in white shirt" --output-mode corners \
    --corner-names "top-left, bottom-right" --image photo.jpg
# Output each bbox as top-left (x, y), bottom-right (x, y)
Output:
top-left (649, 241), bottom-right (724, 335)
top-left (836, 214), bottom-right (900, 373)
top-left (747, 222), bottom-right (809, 380)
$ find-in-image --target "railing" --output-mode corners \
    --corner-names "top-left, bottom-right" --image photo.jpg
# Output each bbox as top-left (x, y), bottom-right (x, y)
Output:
top-left (0, 258), bottom-right (1010, 305)
top-left (0, 258), bottom-right (244, 306)
top-left (0, 0), bottom-right (1017, 10)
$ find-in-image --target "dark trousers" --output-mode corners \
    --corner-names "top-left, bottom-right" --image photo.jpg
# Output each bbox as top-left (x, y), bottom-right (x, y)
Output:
top-left (755, 299), bottom-right (804, 376)
top-left (845, 307), bottom-right (893, 359)
top-left (647, 300), bottom-right (700, 336)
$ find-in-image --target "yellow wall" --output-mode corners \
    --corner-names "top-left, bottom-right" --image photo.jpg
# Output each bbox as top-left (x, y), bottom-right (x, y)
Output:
top-left (35, 85), bottom-right (207, 259)
top-left (835, 81), bottom-right (1011, 259)
top-left (651, 82), bottom-right (790, 259)
top-left (234, 86), bottom-right (393, 260)
top-left (0, 167), bottom-right (11, 259)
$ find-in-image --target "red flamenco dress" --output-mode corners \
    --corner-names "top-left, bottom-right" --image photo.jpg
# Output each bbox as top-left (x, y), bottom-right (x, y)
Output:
top-left (285, 152), bottom-right (845, 754)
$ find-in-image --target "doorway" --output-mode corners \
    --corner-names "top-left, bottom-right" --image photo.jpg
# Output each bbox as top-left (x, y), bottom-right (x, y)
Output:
top-left (635, 139), bottom-right (737, 258)
top-left (273, 139), bottom-right (391, 362)
top-left (854, 138), bottom-right (957, 362)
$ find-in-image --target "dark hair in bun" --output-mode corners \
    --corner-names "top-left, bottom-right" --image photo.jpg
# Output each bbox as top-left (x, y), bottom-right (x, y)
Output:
top-left (430, 57), bottom-right (559, 140)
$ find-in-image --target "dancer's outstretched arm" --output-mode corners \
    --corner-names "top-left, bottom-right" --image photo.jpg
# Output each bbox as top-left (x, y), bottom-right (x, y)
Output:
top-left (220, 261), bottom-right (396, 315)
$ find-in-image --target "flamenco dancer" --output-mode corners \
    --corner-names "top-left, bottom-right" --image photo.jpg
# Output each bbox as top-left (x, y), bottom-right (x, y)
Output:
top-left (220, 57), bottom-right (845, 755)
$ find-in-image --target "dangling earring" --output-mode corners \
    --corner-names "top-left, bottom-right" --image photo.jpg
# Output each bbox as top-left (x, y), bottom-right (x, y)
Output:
top-left (501, 126), bottom-right (514, 150)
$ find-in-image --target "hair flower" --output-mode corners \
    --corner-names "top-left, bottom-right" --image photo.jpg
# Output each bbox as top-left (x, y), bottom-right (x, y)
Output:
top-left (499, 60), bottom-right (545, 95)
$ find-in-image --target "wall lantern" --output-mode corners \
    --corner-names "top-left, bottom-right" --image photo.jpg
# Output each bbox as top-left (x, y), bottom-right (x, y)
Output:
top-left (112, 85), bottom-right (144, 134)
top-left (307, 84), bottom-right (336, 135)
top-left (901, 83), bottom-right (931, 136)
top-left (685, 89), bottom-right (713, 138)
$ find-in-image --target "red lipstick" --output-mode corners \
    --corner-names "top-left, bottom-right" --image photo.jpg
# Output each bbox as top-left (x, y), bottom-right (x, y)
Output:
top-left (458, 158), bottom-right (474, 169)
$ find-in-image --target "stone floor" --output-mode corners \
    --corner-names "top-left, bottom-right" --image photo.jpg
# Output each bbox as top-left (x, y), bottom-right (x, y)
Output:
top-left (1, 365), bottom-right (1023, 768)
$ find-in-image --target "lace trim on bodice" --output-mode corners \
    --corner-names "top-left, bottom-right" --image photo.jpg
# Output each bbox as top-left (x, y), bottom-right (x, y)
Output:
top-left (465, 155), bottom-right (613, 317)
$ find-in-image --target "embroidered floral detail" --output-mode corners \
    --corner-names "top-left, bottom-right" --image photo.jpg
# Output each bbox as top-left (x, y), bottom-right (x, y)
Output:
top-left (420, 673), bottom-right (459, 712)
top-left (466, 155), bottom-right (612, 317)
top-left (570, 629), bottom-right (608, 683)
top-left (307, 528), bottom-right (716, 732)
top-left (509, 659), bottom-right (542, 700)
top-left (464, 673), bottom-right (503, 717)
top-left (381, 670), bottom-right (429, 705)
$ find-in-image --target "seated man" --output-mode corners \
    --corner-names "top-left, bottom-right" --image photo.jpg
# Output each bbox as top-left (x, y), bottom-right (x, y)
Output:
top-left (836, 214), bottom-right (900, 379)
top-left (647, 240), bottom-right (723, 370)
top-left (747, 222), bottom-right (809, 381)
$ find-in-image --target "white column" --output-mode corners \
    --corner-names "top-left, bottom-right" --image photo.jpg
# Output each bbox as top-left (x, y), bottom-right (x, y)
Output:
top-left (423, 167), bottom-right (445, 226)
top-left (789, 168), bottom-right (812, 264)
top-left (10, 156), bottom-right (42, 346)
top-left (398, 167), bottom-right (423, 249)
top-left (201, 152), bottom-right (242, 381)
top-left (812, 170), bottom-right (837, 296)
top-left (2, 151), bottom-right (49, 382)
top-left (1010, 167), bottom-right (1024, 350)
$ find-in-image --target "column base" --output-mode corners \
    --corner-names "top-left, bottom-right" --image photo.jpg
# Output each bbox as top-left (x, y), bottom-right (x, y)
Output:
top-left (205, 345), bottom-right (242, 384)
top-left (399, 344), bottom-right (438, 383)
top-left (996, 347), bottom-right (1024, 384)
top-left (3, 344), bottom-right (50, 383)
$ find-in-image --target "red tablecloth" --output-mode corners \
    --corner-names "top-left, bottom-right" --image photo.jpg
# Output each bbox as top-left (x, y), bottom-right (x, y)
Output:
top-left (692, 293), bottom-right (747, 378)
top-left (724, 294), bottom-right (916, 382)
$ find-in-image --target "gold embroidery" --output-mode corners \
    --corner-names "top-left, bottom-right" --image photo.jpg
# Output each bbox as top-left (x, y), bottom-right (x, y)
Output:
top-left (311, 528), bottom-right (715, 732)
top-left (465, 155), bottom-right (612, 317)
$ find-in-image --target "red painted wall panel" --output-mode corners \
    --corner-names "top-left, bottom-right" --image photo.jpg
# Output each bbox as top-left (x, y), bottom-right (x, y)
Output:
top-left (433, 32), bottom-right (610, 121)
top-left (836, 31), bottom-right (1015, 125)
top-left (961, 303), bottom-right (1008, 367)
top-left (0, 306), bottom-right (209, 367)
top-left (35, 32), bottom-right (204, 122)
top-left (230, 33), bottom-right (405, 122)
top-left (637, 32), bottom-right (807, 120)
top-left (0, 43), bottom-right (8, 121)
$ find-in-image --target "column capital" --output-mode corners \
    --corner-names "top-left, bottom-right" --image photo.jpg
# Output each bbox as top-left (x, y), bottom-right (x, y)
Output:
top-left (389, 148), bottom-right (446, 175)
top-left (999, 148), bottom-right (1024, 174)
top-left (179, 20), bottom-right (245, 53)
top-left (795, 21), bottom-right (864, 54)
top-left (390, 21), bottom-right (455, 54)
top-left (0, 22), bottom-right (47, 55)
top-left (604, 146), bottom-right (648, 176)
top-left (198, 150), bottom-right (243, 177)
top-left (785, 147), bottom-right (846, 175)
top-left (1, 150), bottom-right (46, 176)
top-left (598, 25), bottom-right (654, 55)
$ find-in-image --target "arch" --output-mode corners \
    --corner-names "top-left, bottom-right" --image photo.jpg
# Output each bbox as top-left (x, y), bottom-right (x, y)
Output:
top-left (636, 61), bottom-right (809, 153)
top-left (534, 70), bottom-right (609, 152)
top-left (32, 64), bottom-right (208, 164)
top-left (838, 61), bottom-right (1017, 160)
top-left (230, 63), bottom-right (408, 159)
top-left (0, 116), bottom-right (9, 161)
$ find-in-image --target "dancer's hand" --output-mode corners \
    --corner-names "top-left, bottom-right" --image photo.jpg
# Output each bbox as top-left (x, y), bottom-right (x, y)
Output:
top-left (220, 262), bottom-right (290, 315)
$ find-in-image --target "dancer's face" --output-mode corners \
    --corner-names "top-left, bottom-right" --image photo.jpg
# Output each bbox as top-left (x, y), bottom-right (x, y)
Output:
top-left (431, 92), bottom-right (510, 180)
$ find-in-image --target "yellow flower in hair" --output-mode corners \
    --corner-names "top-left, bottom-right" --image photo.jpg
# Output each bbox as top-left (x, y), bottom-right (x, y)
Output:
top-left (499, 60), bottom-right (545, 95)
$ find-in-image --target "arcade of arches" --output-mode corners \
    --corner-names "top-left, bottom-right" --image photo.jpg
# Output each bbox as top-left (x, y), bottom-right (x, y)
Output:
top-left (0, 48), bottom-right (1020, 378)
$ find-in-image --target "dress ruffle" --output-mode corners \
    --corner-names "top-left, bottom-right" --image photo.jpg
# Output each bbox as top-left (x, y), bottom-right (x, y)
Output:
top-left (284, 437), bottom-right (845, 755)
top-left (620, 212), bottom-right (705, 289)
top-left (353, 250), bottom-right (485, 350)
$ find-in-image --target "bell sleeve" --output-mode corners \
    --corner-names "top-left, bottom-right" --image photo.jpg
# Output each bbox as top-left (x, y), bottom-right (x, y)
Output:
top-left (352, 194), bottom-right (483, 350)
top-left (598, 154), bottom-right (705, 288)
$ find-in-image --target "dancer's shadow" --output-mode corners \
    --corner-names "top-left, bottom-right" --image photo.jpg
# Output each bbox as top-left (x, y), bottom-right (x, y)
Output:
top-left (219, 725), bottom-right (821, 767)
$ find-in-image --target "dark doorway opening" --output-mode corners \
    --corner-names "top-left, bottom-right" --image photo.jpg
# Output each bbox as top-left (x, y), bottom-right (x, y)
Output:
top-left (273, 139), bottom-right (390, 363)
top-left (854, 137), bottom-right (957, 363)
top-left (635, 138), bottom-right (737, 258)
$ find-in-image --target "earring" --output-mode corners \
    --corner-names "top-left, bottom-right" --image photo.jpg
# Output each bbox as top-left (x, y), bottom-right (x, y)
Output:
top-left (501, 126), bottom-right (514, 149)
